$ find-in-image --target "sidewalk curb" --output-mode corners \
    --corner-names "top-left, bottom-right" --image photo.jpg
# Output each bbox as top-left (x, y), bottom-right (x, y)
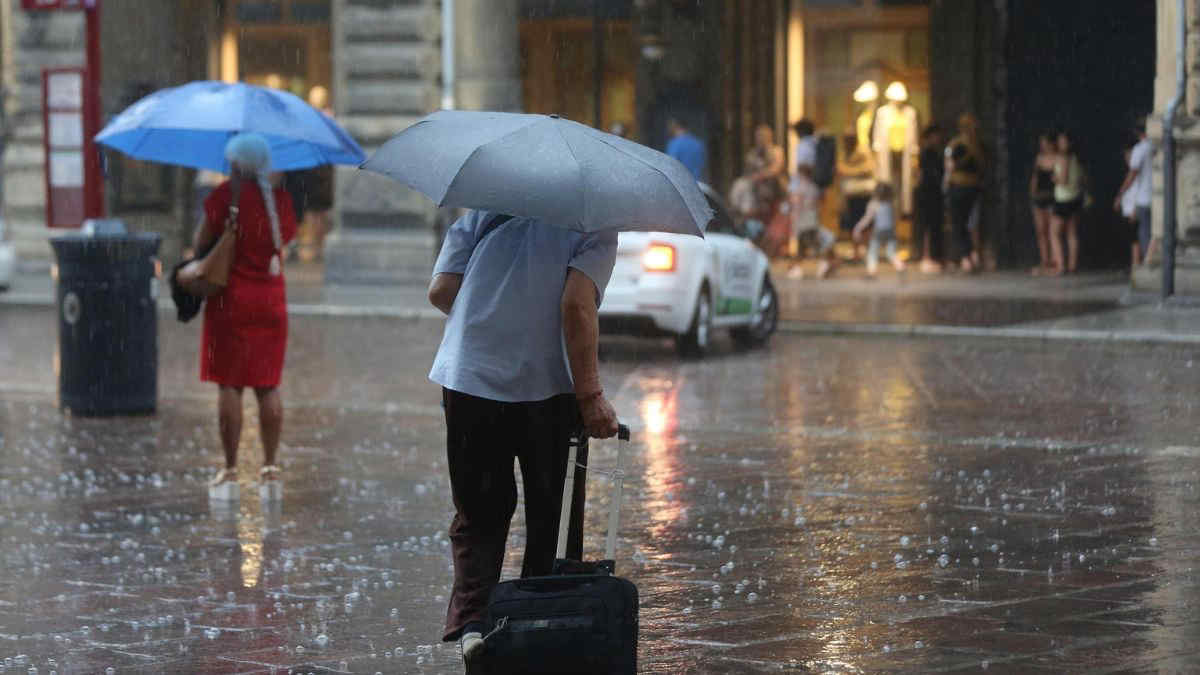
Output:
top-left (0, 294), bottom-right (446, 321)
top-left (778, 320), bottom-right (1200, 345)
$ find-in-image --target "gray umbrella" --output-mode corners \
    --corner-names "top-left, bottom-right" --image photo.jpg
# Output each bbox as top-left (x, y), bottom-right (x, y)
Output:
top-left (360, 110), bottom-right (711, 237)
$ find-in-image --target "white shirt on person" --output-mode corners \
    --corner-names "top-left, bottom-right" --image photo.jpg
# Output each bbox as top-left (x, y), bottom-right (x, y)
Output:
top-left (429, 210), bottom-right (617, 403)
top-left (795, 135), bottom-right (817, 170)
top-left (1129, 138), bottom-right (1153, 207)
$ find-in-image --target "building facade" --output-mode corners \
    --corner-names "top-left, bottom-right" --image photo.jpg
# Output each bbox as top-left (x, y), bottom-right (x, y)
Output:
top-left (1, 0), bottom-right (1171, 285)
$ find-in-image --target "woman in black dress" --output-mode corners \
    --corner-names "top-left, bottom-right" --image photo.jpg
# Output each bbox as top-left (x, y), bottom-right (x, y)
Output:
top-left (1029, 133), bottom-right (1057, 275)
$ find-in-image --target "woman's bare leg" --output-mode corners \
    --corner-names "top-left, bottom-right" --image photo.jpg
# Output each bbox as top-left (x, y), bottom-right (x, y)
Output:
top-left (218, 386), bottom-right (243, 469)
top-left (1049, 215), bottom-right (1065, 275)
top-left (1033, 208), bottom-right (1051, 272)
top-left (1066, 215), bottom-right (1079, 273)
top-left (255, 387), bottom-right (283, 468)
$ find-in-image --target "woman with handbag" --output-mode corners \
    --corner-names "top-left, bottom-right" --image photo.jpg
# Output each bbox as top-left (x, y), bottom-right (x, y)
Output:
top-left (194, 134), bottom-right (298, 500)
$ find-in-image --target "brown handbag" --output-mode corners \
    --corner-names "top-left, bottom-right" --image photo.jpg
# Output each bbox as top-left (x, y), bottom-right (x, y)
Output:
top-left (178, 180), bottom-right (242, 297)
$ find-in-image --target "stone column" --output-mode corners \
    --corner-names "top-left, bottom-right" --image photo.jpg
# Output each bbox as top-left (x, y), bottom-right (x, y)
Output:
top-left (454, 0), bottom-right (520, 112)
top-left (2, 3), bottom-right (84, 270)
top-left (1135, 0), bottom-right (1200, 294)
top-left (326, 0), bottom-right (520, 285)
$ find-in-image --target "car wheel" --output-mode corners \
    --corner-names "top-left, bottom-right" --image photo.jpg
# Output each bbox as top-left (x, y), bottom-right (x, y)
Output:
top-left (676, 285), bottom-right (713, 357)
top-left (731, 276), bottom-right (778, 349)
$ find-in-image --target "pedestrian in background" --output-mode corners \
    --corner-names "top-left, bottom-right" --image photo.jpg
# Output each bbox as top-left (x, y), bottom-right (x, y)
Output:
top-left (853, 181), bottom-right (904, 277)
top-left (913, 124), bottom-right (945, 273)
top-left (1029, 132), bottom-right (1057, 275)
top-left (665, 117), bottom-right (707, 180)
top-left (1118, 140), bottom-right (1140, 270)
top-left (746, 124), bottom-right (787, 204)
top-left (198, 134), bottom-right (298, 498)
top-left (1049, 130), bottom-right (1084, 275)
top-left (787, 164), bottom-right (837, 279)
top-left (837, 132), bottom-right (876, 263)
top-left (1115, 118), bottom-right (1153, 267)
top-left (944, 113), bottom-right (985, 273)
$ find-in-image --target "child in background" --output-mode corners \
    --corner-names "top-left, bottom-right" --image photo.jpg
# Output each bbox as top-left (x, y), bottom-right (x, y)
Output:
top-left (787, 164), bottom-right (837, 279)
top-left (852, 181), bottom-right (905, 277)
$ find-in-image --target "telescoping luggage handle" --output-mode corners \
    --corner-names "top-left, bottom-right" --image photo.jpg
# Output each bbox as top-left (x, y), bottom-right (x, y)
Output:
top-left (556, 424), bottom-right (631, 562)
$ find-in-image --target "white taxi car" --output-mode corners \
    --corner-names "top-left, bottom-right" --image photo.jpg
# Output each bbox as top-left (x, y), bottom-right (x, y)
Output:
top-left (599, 184), bottom-right (778, 356)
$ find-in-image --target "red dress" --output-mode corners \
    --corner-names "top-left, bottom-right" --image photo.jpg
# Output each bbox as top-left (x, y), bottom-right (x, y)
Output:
top-left (200, 180), bottom-right (298, 388)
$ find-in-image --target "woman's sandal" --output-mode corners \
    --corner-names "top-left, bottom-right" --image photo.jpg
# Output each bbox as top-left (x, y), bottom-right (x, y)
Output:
top-left (208, 467), bottom-right (240, 502)
top-left (258, 465), bottom-right (283, 502)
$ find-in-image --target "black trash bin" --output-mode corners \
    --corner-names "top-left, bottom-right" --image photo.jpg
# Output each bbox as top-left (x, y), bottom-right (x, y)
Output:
top-left (51, 227), bottom-right (161, 416)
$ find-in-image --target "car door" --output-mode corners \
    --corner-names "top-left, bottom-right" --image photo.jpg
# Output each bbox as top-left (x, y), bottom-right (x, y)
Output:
top-left (702, 191), bottom-right (758, 322)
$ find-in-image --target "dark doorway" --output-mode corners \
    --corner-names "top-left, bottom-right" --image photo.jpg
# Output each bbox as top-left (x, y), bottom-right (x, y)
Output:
top-left (1005, 0), bottom-right (1155, 270)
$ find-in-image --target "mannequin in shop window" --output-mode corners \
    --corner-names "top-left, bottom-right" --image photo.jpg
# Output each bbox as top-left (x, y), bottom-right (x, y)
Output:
top-left (852, 80), bottom-right (879, 157)
top-left (871, 81), bottom-right (919, 216)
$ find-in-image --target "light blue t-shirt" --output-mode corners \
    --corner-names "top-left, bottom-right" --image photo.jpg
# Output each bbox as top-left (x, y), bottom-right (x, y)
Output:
top-left (874, 201), bottom-right (895, 232)
top-left (429, 210), bottom-right (618, 403)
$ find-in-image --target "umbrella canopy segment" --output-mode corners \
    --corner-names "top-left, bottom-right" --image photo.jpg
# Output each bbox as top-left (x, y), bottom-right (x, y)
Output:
top-left (95, 81), bottom-right (366, 172)
top-left (361, 111), bottom-right (711, 236)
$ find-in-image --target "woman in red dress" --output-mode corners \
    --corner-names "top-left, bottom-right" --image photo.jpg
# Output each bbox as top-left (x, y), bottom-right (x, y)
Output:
top-left (194, 134), bottom-right (297, 498)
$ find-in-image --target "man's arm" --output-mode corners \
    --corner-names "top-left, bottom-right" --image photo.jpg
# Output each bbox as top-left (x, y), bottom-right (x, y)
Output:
top-left (1114, 168), bottom-right (1138, 210)
top-left (562, 268), bottom-right (618, 438)
top-left (428, 273), bottom-right (463, 315)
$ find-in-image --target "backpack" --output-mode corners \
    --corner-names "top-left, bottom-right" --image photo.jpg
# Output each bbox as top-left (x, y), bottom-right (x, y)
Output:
top-left (812, 135), bottom-right (837, 188)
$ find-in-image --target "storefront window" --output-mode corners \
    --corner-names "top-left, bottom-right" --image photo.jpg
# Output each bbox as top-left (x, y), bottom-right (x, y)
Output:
top-left (221, 0), bottom-right (332, 105)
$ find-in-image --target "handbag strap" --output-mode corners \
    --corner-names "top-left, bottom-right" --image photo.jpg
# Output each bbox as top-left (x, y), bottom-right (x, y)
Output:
top-left (228, 178), bottom-right (243, 228)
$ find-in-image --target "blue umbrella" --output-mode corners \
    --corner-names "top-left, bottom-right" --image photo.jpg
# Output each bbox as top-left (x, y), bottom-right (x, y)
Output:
top-left (361, 110), bottom-right (711, 236)
top-left (95, 81), bottom-right (365, 172)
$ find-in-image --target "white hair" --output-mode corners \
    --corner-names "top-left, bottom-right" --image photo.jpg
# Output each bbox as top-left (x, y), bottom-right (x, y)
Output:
top-left (224, 133), bottom-right (282, 253)
top-left (224, 133), bottom-right (271, 172)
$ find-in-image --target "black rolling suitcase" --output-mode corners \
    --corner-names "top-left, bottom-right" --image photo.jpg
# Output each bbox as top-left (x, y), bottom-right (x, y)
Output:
top-left (483, 424), bottom-right (639, 674)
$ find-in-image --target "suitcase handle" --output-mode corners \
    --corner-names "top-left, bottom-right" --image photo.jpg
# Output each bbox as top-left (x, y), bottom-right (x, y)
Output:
top-left (556, 423), bottom-right (630, 562)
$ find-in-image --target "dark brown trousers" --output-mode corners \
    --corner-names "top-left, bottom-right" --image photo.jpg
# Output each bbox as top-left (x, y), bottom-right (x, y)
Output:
top-left (441, 388), bottom-right (587, 642)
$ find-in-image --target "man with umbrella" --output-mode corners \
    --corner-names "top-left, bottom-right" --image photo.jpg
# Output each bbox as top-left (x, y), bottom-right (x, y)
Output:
top-left (427, 207), bottom-right (620, 661)
top-left (361, 110), bottom-right (711, 668)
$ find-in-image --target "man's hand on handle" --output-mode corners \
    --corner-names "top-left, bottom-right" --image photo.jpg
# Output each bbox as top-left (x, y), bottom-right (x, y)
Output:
top-left (577, 390), bottom-right (618, 439)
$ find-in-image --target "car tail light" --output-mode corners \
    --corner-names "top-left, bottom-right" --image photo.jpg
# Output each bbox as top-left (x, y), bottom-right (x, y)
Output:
top-left (642, 243), bottom-right (676, 272)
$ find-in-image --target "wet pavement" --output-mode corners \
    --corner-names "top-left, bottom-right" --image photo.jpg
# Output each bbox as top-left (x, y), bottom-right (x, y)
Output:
top-left (770, 265), bottom-right (1129, 328)
top-left (3, 304), bottom-right (1200, 673)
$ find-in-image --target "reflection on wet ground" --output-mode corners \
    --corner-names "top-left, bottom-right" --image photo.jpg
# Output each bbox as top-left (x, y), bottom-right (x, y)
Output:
top-left (778, 294), bottom-right (1119, 327)
top-left (772, 268), bottom-right (1128, 327)
top-left (2, 306), bottom-right (1199, 672)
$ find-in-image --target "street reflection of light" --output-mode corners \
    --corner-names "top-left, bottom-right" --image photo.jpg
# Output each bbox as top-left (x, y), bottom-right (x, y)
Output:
top-left (642, 392), bottom-right (676, 435)
top-left (238, 512), bottom-right (262, 588)
top-left (640, 388), bottom-right (685, 536)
